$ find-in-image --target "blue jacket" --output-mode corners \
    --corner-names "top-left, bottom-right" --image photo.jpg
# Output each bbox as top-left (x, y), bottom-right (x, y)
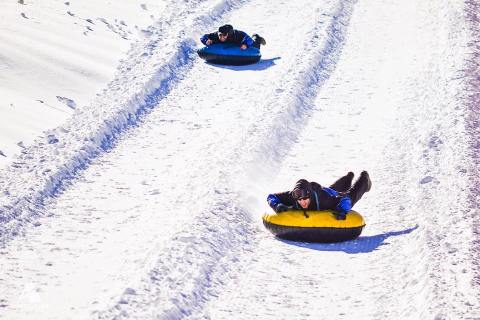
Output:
top-left (200, 30), bottom-right (254, 47)
top-left (267, 181), bottom-right (352, 213)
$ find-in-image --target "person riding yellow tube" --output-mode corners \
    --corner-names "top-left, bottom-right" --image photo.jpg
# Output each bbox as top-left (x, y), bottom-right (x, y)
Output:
top-left (263, 172), bottom-right (371, 242)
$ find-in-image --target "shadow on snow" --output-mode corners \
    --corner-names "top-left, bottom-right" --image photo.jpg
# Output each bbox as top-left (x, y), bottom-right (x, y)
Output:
top-left (281, 225), bottom-right (419, 254)
top-left (204, 57), bottom-right (281, 71)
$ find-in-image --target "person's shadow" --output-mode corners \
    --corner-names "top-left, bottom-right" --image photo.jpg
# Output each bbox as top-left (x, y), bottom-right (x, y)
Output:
top-left (207, 57), bottom-right (281, 71)
top-left (281, 225), bottom-right (419, 254)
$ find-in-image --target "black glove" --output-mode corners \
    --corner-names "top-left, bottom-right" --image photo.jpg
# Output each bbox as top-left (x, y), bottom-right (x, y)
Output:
top-left (334, 211), bottom-right (347, 220)
top-left (275, 203), bottom-right (290, 213)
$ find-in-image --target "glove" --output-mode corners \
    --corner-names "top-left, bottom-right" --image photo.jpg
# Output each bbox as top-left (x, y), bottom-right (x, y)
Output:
top-left (333, 211), bottom-right (347, 220)
top-left (275, 203), bottom-right (291, 213)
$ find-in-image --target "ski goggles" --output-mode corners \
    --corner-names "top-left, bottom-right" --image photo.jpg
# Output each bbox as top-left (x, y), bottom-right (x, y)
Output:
top-left (293, 189), bottom-right (311, 200)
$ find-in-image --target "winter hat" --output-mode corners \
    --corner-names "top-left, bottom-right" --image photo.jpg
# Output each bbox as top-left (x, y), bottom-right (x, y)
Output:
top-left (218, 24), bottom-right (233, 35)
top-left (292, 179), bottom-right (312, 199)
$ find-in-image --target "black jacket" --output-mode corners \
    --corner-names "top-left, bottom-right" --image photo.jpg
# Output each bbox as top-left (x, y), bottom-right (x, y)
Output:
top-left (267, 182), bottom-right (352, 213)
top-left (200, 30), bottom-right (254, 47)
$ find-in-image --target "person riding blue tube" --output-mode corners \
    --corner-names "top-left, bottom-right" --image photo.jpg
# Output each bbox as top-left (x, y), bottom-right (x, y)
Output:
top-left (200, 24), bottom-right (266, 50)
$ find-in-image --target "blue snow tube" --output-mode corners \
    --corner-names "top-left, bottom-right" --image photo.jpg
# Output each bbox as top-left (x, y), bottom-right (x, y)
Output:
top-left (197, 43), bottom-right (261, 65)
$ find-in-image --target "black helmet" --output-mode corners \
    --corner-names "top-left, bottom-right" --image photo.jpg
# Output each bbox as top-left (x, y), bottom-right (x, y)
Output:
top-left (292, 179), bottom-right (312, 200)
top-left (218, 24), bottom-right (233, 36)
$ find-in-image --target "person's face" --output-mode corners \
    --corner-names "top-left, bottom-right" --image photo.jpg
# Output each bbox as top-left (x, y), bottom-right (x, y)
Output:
top-left (297, 197), bottom-right (311, 209)
top-left (218, 33), bottom-right (228, 42)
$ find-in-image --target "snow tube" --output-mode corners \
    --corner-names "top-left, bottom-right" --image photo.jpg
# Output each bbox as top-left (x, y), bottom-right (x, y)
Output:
top-left (197, 43), bottom-right (261, 65)
top-left (262, 210), bottom-right (365, 243)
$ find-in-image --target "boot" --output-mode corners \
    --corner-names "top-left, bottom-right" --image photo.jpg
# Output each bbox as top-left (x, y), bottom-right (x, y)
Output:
top-left (329, 172), bottom-right (354, 192)
top-left (347, 171), bottom-right (371, 206)
top-left (252, 34), bottom-right (266, 46)
top-left (361, 171), bottom-right (372, 192)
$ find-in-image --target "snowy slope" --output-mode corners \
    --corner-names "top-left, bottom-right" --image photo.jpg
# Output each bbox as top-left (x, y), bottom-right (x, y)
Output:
top-left (0, 0), bottom-right (244, 237)
top-left (1, 0), bottom-right (480, 319)
top-left (202, 1), bottom-right (480, 319)
top-left (0, 0), bottom-right (167, 168)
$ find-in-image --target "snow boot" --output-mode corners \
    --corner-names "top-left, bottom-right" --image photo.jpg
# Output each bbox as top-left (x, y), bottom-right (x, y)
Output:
top-left (329, 172), bottom-right (354, 192)
top-left (361, 171), bottom-right (372, 192)
top-left (347, 171), bottom-right (371, 206)
top-left (252, 34), bottom-right (266, 48)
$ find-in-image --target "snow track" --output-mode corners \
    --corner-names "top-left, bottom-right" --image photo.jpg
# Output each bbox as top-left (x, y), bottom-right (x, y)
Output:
top-left (196, 0), bottom-right (480, 319)
top-left (465, 0), bottom-right (480, 289)
top-left (1, 0), bottom-right (352, 319)
top-left (1, 0), bottom-right (480, 319)
top-left (95, 1), bottom-right (356, 319)
top-left (0, 0), bottom-right (248, 244)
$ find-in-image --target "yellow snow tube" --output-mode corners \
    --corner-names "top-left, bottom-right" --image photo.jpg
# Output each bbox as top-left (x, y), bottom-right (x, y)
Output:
top-left (262, 210), bottom-right (365, 243)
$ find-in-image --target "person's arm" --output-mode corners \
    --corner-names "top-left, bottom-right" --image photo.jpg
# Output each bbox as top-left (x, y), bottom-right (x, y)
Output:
top-left (239, 31), bottom-right (254, 49)
top-left (228, 30), bottom-right (254, 49)
top-left (200, 33), bottom-right (217, 45)
top-left (200, 34), bottom-right (209, 45)
top-left (336, 197), bottom-right (352, 214)
top-left (267, 192), bottom-right (295, 212)
top-left (267, 194), bottom-right (281, 210)
top-left (322, 187), bottom-right (352, 219)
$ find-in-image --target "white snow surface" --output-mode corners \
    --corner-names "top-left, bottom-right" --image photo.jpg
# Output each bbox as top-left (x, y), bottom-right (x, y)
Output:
top-left (1, 0), bottom-right (480, 319)
top-left (0, 0), bottom-right (167, 168)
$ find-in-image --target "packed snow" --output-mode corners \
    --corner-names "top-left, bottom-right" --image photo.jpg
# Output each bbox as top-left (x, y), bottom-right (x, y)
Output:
top-left (0, 0), bottom-right (167, 168)
top-left (1, 0), bottom-right (479, 319)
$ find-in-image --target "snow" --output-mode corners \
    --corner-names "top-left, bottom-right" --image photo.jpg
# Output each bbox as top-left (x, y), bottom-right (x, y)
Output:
top-left (0, 0), bottom-right (167, 168)
top-left (1, 0), bottom-right (479, 319)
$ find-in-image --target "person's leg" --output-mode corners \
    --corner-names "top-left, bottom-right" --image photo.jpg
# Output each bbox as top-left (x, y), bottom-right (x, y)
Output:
top-left (329, 172), bottom-right (354, 192)
top-left (347, 171), bottom-right (371, 206)
top-left (252, 34), bottom-right (266, 49)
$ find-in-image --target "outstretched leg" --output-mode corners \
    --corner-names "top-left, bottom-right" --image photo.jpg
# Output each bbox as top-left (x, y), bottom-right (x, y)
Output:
top-left (252, 34), bottom-right (266, 49)
top-left (329, 172), bottom-right (354, 192)
top-left (347, 171), bottom-right (372, 206)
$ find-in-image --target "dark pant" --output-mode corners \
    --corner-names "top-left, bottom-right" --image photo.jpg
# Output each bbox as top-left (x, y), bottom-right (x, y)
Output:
top-left (347, 174), bottom-right (370, 206)
top-left (329, 173), bottom-right (353, 192)
top-left (330, 172), bottom-right (370, 206)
